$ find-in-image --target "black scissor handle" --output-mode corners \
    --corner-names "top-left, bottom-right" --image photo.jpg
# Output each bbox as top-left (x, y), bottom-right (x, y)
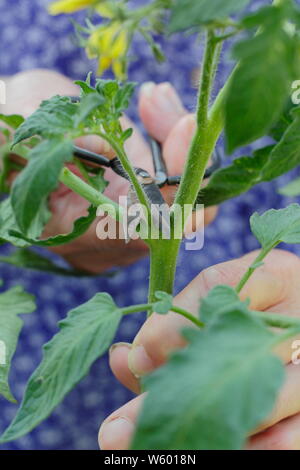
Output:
top-left (148, 137), bottom-right (222, 188)
top-left (73, 146), bottom-right (111, 167)
top-left (68, 95), bottom-right (222, 204)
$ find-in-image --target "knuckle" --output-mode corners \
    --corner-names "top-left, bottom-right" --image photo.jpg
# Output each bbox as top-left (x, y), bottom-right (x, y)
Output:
top-left (135, 313), bottom-right (186, 367)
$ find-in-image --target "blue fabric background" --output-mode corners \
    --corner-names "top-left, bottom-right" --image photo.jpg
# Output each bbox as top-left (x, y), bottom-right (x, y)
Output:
top-left (0, 0), bottom-right (299, 450)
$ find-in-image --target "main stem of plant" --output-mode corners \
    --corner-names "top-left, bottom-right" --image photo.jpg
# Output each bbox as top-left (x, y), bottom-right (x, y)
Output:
top-left (147, 30), bottom-right (222, 303)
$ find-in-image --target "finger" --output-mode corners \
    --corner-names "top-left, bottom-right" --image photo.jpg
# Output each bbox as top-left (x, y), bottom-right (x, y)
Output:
top-left (99, 392), bottom-right (300, 450)
top-left (105, 341), bottom-right (300, 450)
top-left (139, 83), bottom-right (216, 224)
top-left (255, 362), bottom-right (300, 435)
top-left (149, 108), bottom-right (217, 229)
top-left (127, 250), bottom-right (289, 377)
top-left (160, 114), bottom-right (196, 205)
top-left (99, 394), bottom-right (144, 450)
top-left (75, 134), bottom-right (116, 160)
top-left (139, 82), bottom-right (192, 179)
top-left (110, 250), bottom-right (294, 391)
top-left (139, 82), bottom-right (190, 191)
top-left (247, 412), bottom-right (300, 450)
top-left (109, 343), bottom-right (140, 394)
top-left (162, 113), bottom-right (195, 176)
top-left (4, 69), bottom-right (79, 117)
top-left (139, 82), bottom-right (187, 143)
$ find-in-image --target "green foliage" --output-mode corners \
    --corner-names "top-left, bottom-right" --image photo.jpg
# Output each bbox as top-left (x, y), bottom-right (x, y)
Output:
top-left (199, 285), bottom-right (249, 324)
top-left (0, 293), bottom-right (122, 442)
top-left (74, 93), bottom-right (105, 127)
top-left (0, 248), bottom-right (94, 277)
top-left (0, 286), bottom-right (35, 403)
top-left (250, 203), bottom-right (300, 251)
top-left (198, 146), bottom-right (272, 206)
top-left (0, 114), bottom-right (24, 130)
top-left (152, 291), bottom-right (173, 314)
top-left (13, 96), bottom-right (77, 145)
top-left (75, 78), bottom-right (136, 134)
top-left (225, 5), bottom-right (297, 153)
top-left (0, 198), bottom-right (47, 247)
top-left (11, 139), bottom-right (73, 234)
top-left (10, 206), bottom-right (97, 247)
top-left (261, 108), bottom-right (300, 181)
top-left (4, 78), bottom-right (135, 237)
top-left (132, 301), bottom-right (285, 450)
top-left (279, 177), bottom-right (300, 197)
top-left (198, 100), bottom-right (300, 207)
top-left (269, 102), bottom-right (295, 142)
top-left (2, 1), bottom-right (300, 450)
top-left (169, 0), bottom-right (251, 32)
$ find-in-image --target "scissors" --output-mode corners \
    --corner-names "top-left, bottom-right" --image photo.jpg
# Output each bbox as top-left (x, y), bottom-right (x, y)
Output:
top-left (70, 96), bottom-right (222, 207)
top-left (73, 141), bottom-right (221, 207)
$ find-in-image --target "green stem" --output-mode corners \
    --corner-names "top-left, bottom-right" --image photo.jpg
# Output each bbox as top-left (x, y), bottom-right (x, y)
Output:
top-left (171, 306), bottom-right (204, 328)
top-left (148, 30), bottom-right (223, 307)
top-left (74, 159), bottom-right (96, 188)
top-left (236, 246), bottom-right (274, 293)
top-left (148, 239), bottom-right (181, 302)
top-left (122, 304), bottom-right (153, 315)
top-left (59, 167), bottom-right (123, 221)
top-left (104, 136), bottom-right (151, 212)
top-left (122, 301), bottom-right (203, 329)
top-left (253, 310), bottom-right (300, 330)
top-left (174, 30), bottom-right (220, 210)
top-left (91, 132), bottom-right (152, 231)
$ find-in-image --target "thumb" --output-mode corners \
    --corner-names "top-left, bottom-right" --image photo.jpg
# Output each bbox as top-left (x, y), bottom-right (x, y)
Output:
top-left (139, 82), bottom-right (187, 143)
top-left (109, 250), bottom-right (291, 392)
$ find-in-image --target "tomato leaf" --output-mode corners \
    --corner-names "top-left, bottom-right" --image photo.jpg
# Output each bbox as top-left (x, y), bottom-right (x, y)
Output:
top-left (250, 203), bottom-right (300, 251)
top-left (13, 96), bottom-right (77, 146)
top-left (0, 114), bottom-right (24, 130)
top-left (225, 8), bottom-right (294, 152)
top-left (132, 305), bottom-right (284, 450)
top-left (0, 286), bottom-right (36, 403)
top-left (0, 248), bottom-right (93, 277)
top-left (11, 139), bottom-right (73, 234)
top-left (197, 146), bottom-right (271, 206)
top-left (169, 0), bottom-right (251, 32)
top-left (9, 205), bottom-right (97, 247)
top-left (74, 92), bottom-right (105, 127)
top-left (200, 285), bottom-right (249, 324)
top-left (261, 108), bottom-right (300, 181)
top-left (0, 198), bottom-right (47, 247)
top-left (0, 293), bottom-right (122, 442)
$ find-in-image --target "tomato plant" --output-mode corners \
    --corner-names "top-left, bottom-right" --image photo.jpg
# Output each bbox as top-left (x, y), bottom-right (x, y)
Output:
top-left (1, 0), bottom-right (300, 449)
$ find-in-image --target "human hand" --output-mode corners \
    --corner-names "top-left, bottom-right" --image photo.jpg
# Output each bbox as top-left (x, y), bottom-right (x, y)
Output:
top-left (100, 249), bottom-right (300, 450)
top-left (2, 69), bottom-right (217, 273)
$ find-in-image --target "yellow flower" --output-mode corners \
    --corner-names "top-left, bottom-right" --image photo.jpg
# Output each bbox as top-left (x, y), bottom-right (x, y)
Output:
top-left (48, 0), bottom-right (95, 15)
top-left (96, 4), bottom-right (114, 18)
top-left (86, 23), bottom-right (129, 80)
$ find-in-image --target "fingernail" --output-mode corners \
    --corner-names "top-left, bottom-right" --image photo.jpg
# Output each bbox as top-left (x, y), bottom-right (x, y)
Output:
top-left (140, 81), bottom-right (155, 98)
top-left (99, 417), bottom-right (135, 450)
top-left (128, 344), bottom-right (154, 378)
top-left (156, 82), bottom-right (184, 114)
top-left (109, 342), bottom-right (132, 357)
